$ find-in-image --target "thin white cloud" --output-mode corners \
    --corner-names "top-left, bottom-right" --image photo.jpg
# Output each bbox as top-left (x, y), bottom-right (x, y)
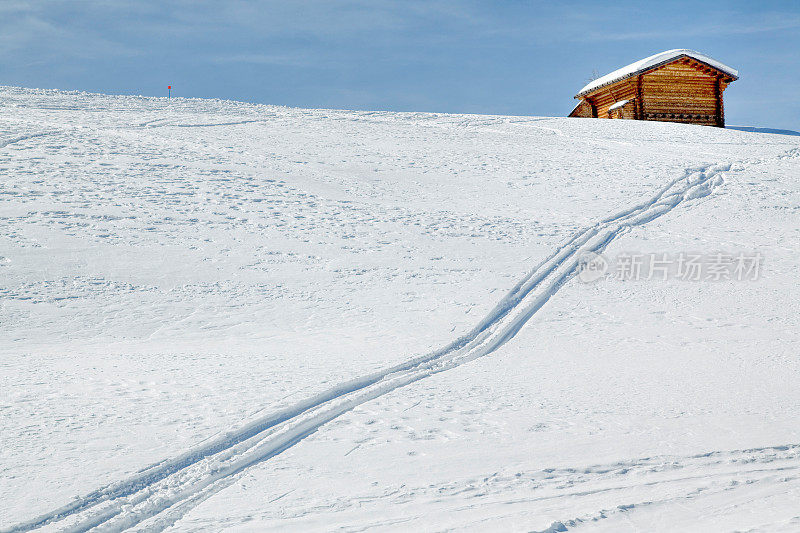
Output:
top-left (208, 52), bottom-right (317, 67)
top-left (580, 12), bottom-right (800, 42)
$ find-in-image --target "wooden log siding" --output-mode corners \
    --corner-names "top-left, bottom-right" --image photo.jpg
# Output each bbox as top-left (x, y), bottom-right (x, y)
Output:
top-left (622, 102), bottom-right (636, 120)
top-left (568, 99), bottom-right (595, 118)
top-left (591, 79), bottom-right (637, 119)
top-left (567, 98), bottom-right (598, 118)
top-left (636, 75), bottom-right (644, 120)
top-left (642, 64), bottom-right (720, 126)
top-left (569, 52), bottom-right (736, 127)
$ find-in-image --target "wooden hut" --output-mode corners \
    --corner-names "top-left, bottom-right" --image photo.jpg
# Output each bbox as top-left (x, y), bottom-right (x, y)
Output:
top-left (569, 49), bottom-right (738, 127)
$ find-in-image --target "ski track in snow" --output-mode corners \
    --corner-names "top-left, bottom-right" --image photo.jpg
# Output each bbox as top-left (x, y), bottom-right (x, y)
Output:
top-left (5, 154), bottom-right (786, 532)
top-left (0, 131), bottom-right (57, 149)
top-left (138, 119), bottom-right (267, 129)
top-left (526, 446), bottom-right (800, 533)
top-left (317, 443), bottom-right (800, 533)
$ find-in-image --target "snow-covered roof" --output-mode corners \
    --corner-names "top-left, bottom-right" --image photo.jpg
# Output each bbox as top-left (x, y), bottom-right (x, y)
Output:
top-left (608, 99), bottom-right (630, 111)
top-left (577, 49), bottom-right (738, 97)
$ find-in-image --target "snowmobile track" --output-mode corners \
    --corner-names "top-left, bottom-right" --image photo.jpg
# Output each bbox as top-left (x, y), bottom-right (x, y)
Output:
top-left (6, 160), bottom-right (748, 532)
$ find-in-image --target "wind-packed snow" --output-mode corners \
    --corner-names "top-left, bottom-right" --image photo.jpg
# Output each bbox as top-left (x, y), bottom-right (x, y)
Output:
top-left (577, 49), bottom-right (739, 96)
top-left (1, 87), bottom-right (799, 532)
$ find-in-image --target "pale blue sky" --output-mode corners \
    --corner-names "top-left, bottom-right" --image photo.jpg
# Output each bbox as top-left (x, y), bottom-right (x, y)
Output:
top-left (1, 1), bottom-right (798, 129)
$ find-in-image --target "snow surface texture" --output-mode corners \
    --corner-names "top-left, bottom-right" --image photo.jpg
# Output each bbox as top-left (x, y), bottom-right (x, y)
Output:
top-left (577, 49), bottom-right (739, 96)
top-left (1, 87), bottom-right (799, 532)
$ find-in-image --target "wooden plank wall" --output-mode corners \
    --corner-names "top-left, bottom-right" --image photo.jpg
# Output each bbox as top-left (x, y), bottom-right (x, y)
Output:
top-left (640, 62), bottom-right (719, 126)
top-left (568, 99), bottom-right (595, 118)
top-left (576, 58), bottom-right (733, 127)
top-left (622, 102), bottom-right (636, 120)
top-left (588, 80), bottom-right (637, 119)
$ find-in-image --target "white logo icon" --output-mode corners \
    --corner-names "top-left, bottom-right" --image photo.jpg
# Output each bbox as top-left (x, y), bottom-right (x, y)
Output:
top-left (577, 252), bottom-right (608, 283)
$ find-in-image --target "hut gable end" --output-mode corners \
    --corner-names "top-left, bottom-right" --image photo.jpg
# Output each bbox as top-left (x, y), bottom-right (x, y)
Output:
top-left (640, 61), bottom-right (721, 126)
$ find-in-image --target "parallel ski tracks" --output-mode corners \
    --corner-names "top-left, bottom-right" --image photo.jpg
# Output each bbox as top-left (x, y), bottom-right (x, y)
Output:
top-left (0, 131), bottom-right (57, 149)
top-left (7, 161), bottom-right (742, 532)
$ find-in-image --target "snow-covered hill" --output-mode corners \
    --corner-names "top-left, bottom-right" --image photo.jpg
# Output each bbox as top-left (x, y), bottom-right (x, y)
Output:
top-left (1, 86), bottom-right (799, 532)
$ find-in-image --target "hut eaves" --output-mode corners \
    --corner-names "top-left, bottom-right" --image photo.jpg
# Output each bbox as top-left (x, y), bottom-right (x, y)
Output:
top-left (577, 49), bottom-right (739, 98)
